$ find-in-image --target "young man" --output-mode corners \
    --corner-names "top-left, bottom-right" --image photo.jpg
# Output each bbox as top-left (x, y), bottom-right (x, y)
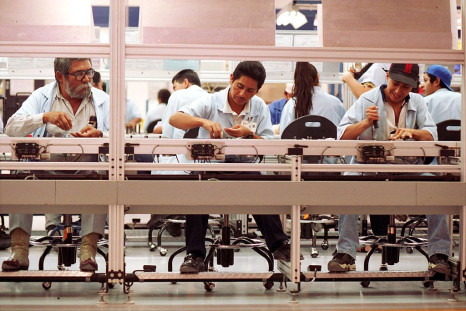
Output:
top-left (169, 61), bottom-right (294, 273)
top-left (422, 64), bottom-right (461, 124)
top-left (3, 58), bottom-right (109, 272)
top-left (328, 63), bottom-right (451, 276)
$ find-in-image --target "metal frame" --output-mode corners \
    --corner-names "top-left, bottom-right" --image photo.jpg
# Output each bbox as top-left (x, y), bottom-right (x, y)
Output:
top-left (0, 0), bottom-right (464, 298)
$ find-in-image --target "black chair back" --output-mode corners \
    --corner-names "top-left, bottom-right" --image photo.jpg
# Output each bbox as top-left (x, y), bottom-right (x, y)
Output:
top-left (146, 119), bottom-right (161, 133)
top-left (281, 115), bottom-right (337, 140)
top-left (436, 119), bottom-right (460, 141)
top-left (183, 127), bottom-right (200, 138)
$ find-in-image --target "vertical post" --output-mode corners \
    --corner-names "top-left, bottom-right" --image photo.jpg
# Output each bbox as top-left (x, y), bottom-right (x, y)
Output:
top-left (290, 155), bottom-right (301, 283)
top-left (461, 0), bottom-right (466, 282)
top-left (107, 0), bottom-right (126, 285)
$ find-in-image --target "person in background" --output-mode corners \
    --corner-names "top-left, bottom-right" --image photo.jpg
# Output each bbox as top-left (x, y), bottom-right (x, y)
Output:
top-left (2, 58), bottom-right (109, 272)
top-left (144, 89), bottom-right (170, 134)
top-left (161, 69), bottom-right (209, 139)
top-left (342, 63), bottom-right (390, 100)
top-left (422, 65), bottom-right (461, 124)
top-left (170, 61), bottom-right (298, 274)
top-left (146, 69), bottom-right (209, 233)
top-left (328, 63), bottom-right (451, 276)
top-left (268, 82), bottom-right (294, 133)
top-left (279, 62), bottom-right (345, 133)
top-left (125, 98), bottom-right (142, 133)
top-left (92, 71), bottom-right (106, 92)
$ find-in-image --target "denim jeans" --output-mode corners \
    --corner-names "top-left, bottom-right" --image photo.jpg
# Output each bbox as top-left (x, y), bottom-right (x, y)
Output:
top-left (336, 214), bottom-right (451, 259)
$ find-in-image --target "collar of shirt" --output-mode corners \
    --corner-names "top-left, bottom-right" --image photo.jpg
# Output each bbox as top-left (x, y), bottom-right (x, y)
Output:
top-left (384, 100), bottom-right (408, 137)
top-left (223, 95), bottom-right (251, 126)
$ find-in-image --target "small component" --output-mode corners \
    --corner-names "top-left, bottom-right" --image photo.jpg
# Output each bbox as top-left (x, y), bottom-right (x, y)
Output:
top-left (187, 142), bottom-right (225, 161)
top-left (356, 143), bottom-right (394, 164)
top-left (14, 142), bottom-right (41, 160)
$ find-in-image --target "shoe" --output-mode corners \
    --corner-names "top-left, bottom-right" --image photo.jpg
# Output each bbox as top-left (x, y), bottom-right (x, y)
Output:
top-left (2, 228), bottom-right (30, 271)
top-left (328, 253), bottom-right (356, 272)
top-left (180, 254), bottom-right (205, 274)
top-left (272, 240), bottom-right (304, 262)
top-left (428, 253), bottom-right (450, 275)
top-left (79, 233), bottom-right (99, 272)
top-left (166, 222), bottom-right (182, 237)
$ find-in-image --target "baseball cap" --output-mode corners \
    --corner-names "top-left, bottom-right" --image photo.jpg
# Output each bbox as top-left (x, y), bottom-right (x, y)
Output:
top-left (388, 63), bottom-right (419, 88)
top-left (285, 83), bottom-right (294, 94)
top-left (426, 65), bottom-right (453, 91)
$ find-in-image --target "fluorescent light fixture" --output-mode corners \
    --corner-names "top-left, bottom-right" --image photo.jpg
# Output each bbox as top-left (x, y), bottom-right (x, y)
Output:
top-left (276, 5), bottom-right (308, 29)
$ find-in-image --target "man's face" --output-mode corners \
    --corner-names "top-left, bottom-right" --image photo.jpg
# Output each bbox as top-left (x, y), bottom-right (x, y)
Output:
top-left (385, 76), bottom-right (413, 105)
top-left (421, 73), bottom-right (437, 96)
top-left (60, 59), bottom-right (93, 99)
top-left (228, 75), bottom-right (258, 107)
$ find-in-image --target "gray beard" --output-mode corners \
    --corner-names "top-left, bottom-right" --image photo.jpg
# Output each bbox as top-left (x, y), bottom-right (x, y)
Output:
top-left (65, 81), bottom-right (92, 99)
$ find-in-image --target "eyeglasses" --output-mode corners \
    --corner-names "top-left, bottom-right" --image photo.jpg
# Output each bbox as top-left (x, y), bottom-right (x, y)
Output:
top-left (67, 68), bottom-right (95, 81)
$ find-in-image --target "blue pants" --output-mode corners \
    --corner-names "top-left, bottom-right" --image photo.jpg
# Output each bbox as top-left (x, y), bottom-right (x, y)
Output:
top-left (336, 214), bottom-right (451, 259)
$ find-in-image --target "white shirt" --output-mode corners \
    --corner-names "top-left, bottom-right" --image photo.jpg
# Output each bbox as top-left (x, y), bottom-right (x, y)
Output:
top-left (161, 85), bottom-right (209, 138)
top-left (143, 101), bottom-right (166, 132)
top-left (425, 88), bottom-right (461, 124)
top-left (46, 85), bottom-right (96, 137)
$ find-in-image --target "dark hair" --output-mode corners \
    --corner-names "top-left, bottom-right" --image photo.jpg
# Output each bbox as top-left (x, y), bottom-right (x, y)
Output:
top-left (54, 58), bottom-right (92, 84)
top-left (232, 61), bottom-right (266, 90)
top-left (157, 88), bottom-right (171, 104)
top-left (353, 63), bottom-right (373, 80)
top-left (293, 62), bottom-right (319, 119)
top-left (426, 73), bottom-right (449, 90)
top-left (171, 69), bottom-right (201, 87)
top-left (93, 71), bottom-right (102, 85)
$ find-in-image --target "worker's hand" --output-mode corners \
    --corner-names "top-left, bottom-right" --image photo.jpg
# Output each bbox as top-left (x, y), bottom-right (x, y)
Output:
top-left (43, 111), bottom-right (72, 131)
top-left (201, 120), bottom-right (223, 139)
top-left (341, 71), bottom-right (355, 83)
top-left (224, 124), bottom-right (251, 138)
top-left (71, 125), bottom-right (102, 137)
top-left (388, 128), bottom-right (414, 141)
top-left (365, 105), bottom-right (379, 127)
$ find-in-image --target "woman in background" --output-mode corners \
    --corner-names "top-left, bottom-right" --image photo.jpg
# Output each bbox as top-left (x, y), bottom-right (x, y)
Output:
top-left (279, 62), bottom-right (345, 134)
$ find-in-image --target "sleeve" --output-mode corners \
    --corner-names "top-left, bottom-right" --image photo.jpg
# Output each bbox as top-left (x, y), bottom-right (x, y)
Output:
top-left (254, 102), bottom-right (274, 139)
top-left (415, 97), bottom-right (438, 140)
top-left (279, 99), bottom-right (295, 138)
top-left (337, 100), bottom-right (363, 140)
top-left (5, 92), bottom-right (46, 137)
top-left (161, 95), bottom-right (181, 138)
top-left (178, 97), bottom-right (210, 119)
top-left (125, 99), bottom-right (142, 123)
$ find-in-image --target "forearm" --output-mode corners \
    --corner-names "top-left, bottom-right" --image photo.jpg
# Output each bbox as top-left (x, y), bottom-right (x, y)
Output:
top-left (169, 112), bottom-right (204, 130)
top-left (5, 114), bottom-right (45, 137)
top-left (339, 120), bottom-right (371, 140)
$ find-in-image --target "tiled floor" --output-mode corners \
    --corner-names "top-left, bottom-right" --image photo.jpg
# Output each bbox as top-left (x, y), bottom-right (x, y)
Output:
top-left (0, 231), bottom-right (465, 310)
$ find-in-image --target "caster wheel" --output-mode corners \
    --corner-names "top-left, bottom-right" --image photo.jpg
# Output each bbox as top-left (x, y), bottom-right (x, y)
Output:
top-left (311, 252), bottom-right (318, 258)
top-left (263, 281), bottom-right (274, 290)
top-left (42, 282), bottom-right (52, 290)
top-left (149, 244), bottom-right (156, 252)
top-left (171, 281), bottom-right (177, 285)
top-left (204, 282), bottom-right (215, 292)
top-left (361, 281), bottom-right (370, 288)
top-left (379, 266), bottom-right (388, 271)
top-left (406, 247), bottom-right (413, 254)
top-left (321, 243), bottom-right (329, 250)
top-left (423, 281), bottom-right (433, 288)
top-left (159, 248), bottom-right (167, 256)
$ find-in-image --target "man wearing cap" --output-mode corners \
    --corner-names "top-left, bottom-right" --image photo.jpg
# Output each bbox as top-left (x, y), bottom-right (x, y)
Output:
top-left (422, 65), bottom-right (461, 124)
top-left (327, 63), bottom-right (451, 276)
top-left (268, 83), bottom-right (294, 127)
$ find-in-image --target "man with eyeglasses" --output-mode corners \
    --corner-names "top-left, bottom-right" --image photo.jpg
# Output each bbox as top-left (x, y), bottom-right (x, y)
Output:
top-left (3, 58), bottom-right (109, 272)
